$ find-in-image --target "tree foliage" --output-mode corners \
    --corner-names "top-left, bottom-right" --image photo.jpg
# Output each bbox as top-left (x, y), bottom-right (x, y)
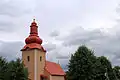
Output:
top-left (0, 57), bottom-right (28, 80)
top-left (67, 45), bottom-right (118, 80)
top-left (67, 46), bottom-right (96, 80)
top-left (113, 66), bottom-right (120, 80)
top-left (0, 57), bottom-right (8, 80)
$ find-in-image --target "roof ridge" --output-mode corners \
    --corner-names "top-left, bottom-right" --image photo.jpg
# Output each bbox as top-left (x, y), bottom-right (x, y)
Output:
top-left (45, 60), bottom-right (65, 75)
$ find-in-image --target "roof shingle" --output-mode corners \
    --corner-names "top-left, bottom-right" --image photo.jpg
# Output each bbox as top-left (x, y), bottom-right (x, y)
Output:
top-left (45, 61), bottom-right (65, 76)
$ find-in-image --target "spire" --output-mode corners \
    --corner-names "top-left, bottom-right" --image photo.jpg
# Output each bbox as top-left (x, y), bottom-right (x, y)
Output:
top-left (21, 19), bottom-right (46, 52)
top-left (33, 19), bottom-right (35, 22)
top-left (30, 19), bottom-right (38, 36)
top-left (25, 19), bottom-right (42, 44)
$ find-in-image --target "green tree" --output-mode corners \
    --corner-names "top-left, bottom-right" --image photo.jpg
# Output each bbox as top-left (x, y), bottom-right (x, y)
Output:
top-left (91, 56), bottom-right (106, 80)
top-left (0, 57), bottom-right (8, 80)
top-left (5, 58), bottom-right (28, 80)
top-left (94, 56), bottom-right (115, 80)
top-left (66, 45), bottom-right (116, 80)
top-left (113, 66), bottom-right (120, 80)
top-left (0, 56), bottom-right (28, 80)
top-left (67, 45), bottom-right (97, 80)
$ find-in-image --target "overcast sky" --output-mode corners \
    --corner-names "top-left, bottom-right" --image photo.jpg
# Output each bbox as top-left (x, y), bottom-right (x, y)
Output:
top-left (0, 0), bottom-right (120, 69)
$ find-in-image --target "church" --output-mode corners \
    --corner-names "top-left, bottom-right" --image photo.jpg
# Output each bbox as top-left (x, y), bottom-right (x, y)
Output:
top-left (21, 19), bottom-right (66, 80)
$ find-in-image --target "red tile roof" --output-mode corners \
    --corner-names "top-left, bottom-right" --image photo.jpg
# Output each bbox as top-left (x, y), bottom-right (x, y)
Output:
top-left (21, 43), bottom-right (46, 52)
top-left (45, 61), bottom-right (65, 76)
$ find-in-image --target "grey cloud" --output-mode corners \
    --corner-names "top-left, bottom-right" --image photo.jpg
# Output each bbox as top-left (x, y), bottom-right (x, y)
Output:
top-left (111, 56), bottom-right (120, 66)
top-left (0, 0), bottom-right (33, 17)
top-left (56, 56), bottom-right (69, 59)
top-left (58, 59), bottom-right (69, 71)
top-left (116, 4), bottom-right (120, 15)
top-left (0, 41), bottom-right (24, 61)
top-left (0, 21), bottom-right (15, 32)
top-left (55, 52), bottom-right (69, 59)
top-left (46, 49), bottom-right (69, 71)
top-left (59, 27), bottom-right (107, 46)
top-left (45, 45), bottom-right (74, 71)
top-left (0, 0), bottom-right (119, 70)
top-left (0, 0), bottom-right (34, 33)
top-left (43, 43), bottom-right (56, 52)
top-left (50, 30), bottom-right (60, 37)
top-left (54, 25), bottom-right (120, 66)
top-left (55, 53), bottom-right (69, 71)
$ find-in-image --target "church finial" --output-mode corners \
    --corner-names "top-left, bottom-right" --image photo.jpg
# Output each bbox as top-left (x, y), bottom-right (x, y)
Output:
top-left (33, 19), bottom-right (35, 22)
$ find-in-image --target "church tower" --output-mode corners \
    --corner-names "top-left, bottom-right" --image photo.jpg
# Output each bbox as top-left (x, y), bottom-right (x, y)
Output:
top-left (21, 19), bottom-right (46, 80)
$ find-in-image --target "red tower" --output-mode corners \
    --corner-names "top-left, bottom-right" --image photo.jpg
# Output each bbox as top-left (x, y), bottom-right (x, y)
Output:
top-left (21, 19), bottom-right (46, 52)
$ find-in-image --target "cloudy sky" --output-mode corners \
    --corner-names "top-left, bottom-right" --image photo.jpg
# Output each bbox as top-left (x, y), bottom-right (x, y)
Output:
top-left (0, 0), bottom-right (120, 69)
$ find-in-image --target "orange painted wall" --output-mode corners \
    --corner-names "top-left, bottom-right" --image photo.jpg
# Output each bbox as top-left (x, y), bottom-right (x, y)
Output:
top-left (22, 49), bottom-right (46, 80)
top-left (36, 49), bottom-right (46, 80)
top-left (22, 50), bottom-right (35, 80)
top-left (50, 75), bottom-right (65, 80)
top-left (44, 69), bottom-right (50, 80)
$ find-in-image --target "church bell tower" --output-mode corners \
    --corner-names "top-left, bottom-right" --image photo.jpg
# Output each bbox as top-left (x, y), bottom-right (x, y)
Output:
top-left (21, 19), bottom-right (46, 80)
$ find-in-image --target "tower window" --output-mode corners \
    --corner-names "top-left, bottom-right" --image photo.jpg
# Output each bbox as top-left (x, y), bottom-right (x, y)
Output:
top-left (40, 56), bottom-right (42, 61)
top-left (27, 56), bottom-right (30, 61)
